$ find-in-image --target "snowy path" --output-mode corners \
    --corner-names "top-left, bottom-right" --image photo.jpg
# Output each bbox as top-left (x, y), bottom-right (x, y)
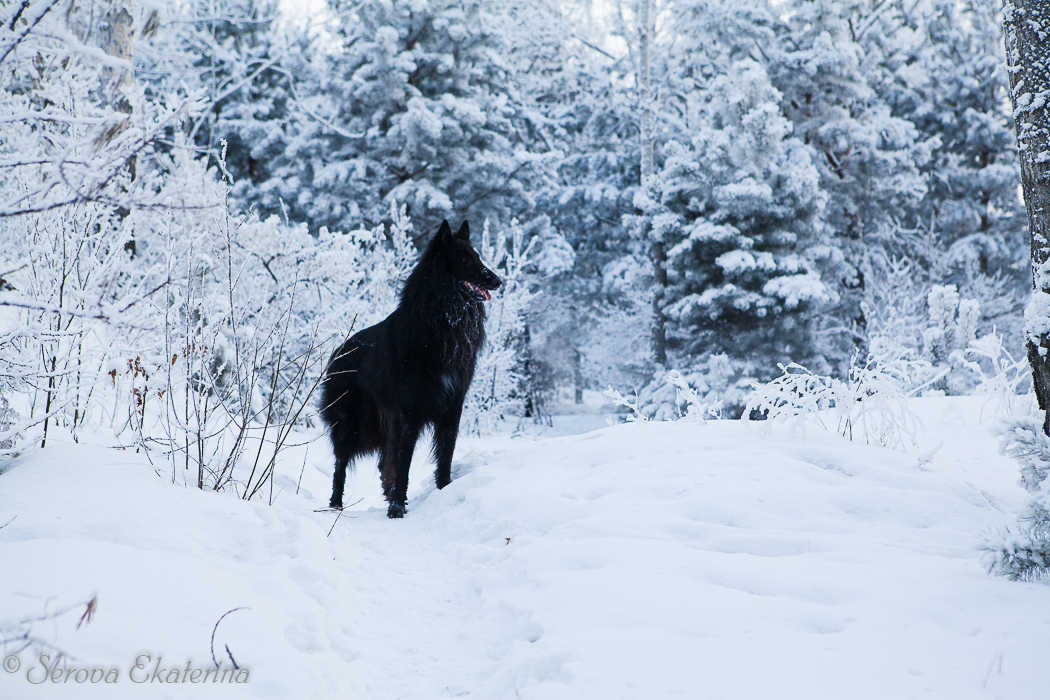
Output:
top-left (318, 507), bottom-right (547, 699)
top-left (3, 397), bottom-right (1050, 699)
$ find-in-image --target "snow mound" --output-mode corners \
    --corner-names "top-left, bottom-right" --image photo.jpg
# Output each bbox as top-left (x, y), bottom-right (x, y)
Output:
top-left (2, 397), bottom-right (1049, 699)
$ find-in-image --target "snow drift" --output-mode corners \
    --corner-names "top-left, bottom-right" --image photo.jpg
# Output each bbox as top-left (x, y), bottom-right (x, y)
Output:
top-left (1, 398), bottom-right (1049, 699)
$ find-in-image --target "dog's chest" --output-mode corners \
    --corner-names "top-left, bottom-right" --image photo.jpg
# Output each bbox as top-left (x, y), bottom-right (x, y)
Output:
top-left (440, 372), bottom-right (457, 393)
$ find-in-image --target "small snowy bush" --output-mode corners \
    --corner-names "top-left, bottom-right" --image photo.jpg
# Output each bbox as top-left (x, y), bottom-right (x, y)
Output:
top-left (920, 284), bottom-right (981, 395)
top-left (603, 385), bottom-right (648, 423)
top-left (135, 143), bottom-right (388, 495)
top-left (624, 355), bottom-right (758, 422)
top-left (958, 330), bottom-right (1033, 418)
top-left (862, 270), bottom-right (1020, 405)
top-left (745, 352), bottom-right (927, 449)
top-left (664, 370), bottom-right (725, 422)
top-left (986, 418), bottom-right (1050, 581)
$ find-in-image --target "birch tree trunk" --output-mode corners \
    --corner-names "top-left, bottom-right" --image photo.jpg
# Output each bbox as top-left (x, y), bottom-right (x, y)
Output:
top-left (639, 0), bottom-right (654, 181)
top-left (638, 0), bottom-right (667, 365)
top-left (102, 0), bottom-right (134, 115)
top-left (1003, 0), bottom-right (1050, 433)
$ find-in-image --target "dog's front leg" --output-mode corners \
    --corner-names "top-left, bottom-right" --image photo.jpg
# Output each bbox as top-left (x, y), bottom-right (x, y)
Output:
top-left (433, 399), bottom-right (464, 490)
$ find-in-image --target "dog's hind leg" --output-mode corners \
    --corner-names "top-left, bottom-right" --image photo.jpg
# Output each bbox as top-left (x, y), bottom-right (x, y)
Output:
top-left (329, 427), bottom-right (352, 509)
top-left (330, 455), bottom-right (349, 509)
top-left (378, 444), bottom-right (396, 503)
top-left (433, 399), bottom-right (464, 490)
top-left (381, 416), bottom-right (423, 519)
top-left (329, 419), bottom-right (369, 509)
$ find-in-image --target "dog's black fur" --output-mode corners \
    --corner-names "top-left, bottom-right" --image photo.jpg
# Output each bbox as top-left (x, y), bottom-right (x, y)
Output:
top-left (319, 220), bottom-right (501, 518)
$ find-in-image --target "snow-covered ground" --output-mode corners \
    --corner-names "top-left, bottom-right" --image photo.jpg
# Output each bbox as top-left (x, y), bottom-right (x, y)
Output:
top-left (2, 397), bottom-right (1049, 699)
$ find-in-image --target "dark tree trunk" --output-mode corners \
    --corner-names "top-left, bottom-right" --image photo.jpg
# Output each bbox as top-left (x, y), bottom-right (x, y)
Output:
top-left (573, 349), bottom-right (583, 404)
top-left (1004, 0), bottom-right (1050, 433)
top-left (651, 239), bottom-right (667, 365)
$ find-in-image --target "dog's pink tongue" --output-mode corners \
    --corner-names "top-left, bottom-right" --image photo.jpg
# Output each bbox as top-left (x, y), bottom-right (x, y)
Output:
top-left (482, 289), bottom-right (491, 301)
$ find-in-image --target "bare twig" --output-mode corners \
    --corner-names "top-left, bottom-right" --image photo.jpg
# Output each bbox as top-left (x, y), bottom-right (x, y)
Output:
top-left (75, 596), bottom-right (97, 630)
top-left (209, 607), bottom-right (249, 669)
top-left (0, 596), bottom-right (95, 661)
top-left (326, 498), bottom-right (362, 536)
top-left (225, 645), bottom-right (239, 670)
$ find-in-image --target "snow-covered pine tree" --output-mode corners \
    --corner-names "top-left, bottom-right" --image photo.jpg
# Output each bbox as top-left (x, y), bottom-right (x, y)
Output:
top-left (666, 0), bottom-right (778, 90)
top-left (657, 0), bottom-right (933, 377)
top-left (648, 59), bottom-right (840, 379)
top-left (765, 0), bottom-right (933, 363)
top-left (253, 0), bottom-right (555, 236)
top-left (920, 284), bottom-right (980, 394)
top-left (770, 0), bottom-right (932, 247)
top-left (875, 0), bottom-right (1026, 338)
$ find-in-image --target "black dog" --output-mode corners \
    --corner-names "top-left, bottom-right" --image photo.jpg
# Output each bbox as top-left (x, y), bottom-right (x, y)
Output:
top-left (319, 220), bottom-right (501, 518)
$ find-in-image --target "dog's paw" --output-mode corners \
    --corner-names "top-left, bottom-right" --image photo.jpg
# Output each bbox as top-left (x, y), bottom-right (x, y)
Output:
top-left (386, 502), bottom-right (406, 519)
top-left (435, 473), bottom-right (451, 490)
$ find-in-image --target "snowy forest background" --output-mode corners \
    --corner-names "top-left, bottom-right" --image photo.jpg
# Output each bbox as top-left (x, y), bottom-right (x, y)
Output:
top-left (12, 1), bottom-right (1050, 688)
top-left (0, 0), bottom-right (1031, 463)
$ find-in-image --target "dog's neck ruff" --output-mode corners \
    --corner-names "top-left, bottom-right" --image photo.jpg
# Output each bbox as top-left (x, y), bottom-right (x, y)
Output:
top-left (401, 266), bottom-right (486, 324)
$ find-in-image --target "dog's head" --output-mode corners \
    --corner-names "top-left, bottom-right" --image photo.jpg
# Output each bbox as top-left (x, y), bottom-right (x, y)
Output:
top-left (434, 220), bottom-right (502, 302)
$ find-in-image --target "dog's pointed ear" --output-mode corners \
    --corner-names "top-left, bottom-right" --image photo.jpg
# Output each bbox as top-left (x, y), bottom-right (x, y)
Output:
top-left (455, 221), bottom-right (470, 241)
top-left (437, 220), bottom-right (453, 243)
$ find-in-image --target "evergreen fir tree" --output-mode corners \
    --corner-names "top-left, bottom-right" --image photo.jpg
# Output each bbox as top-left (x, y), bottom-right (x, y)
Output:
top-left (255, 0), bottom-right (555, 235)
top-left (877, 0), bottom-right (1026, 325)
top-left (651, 60), bottom-right (841, 375)
top-left (770, 0), bottom-right (932, 249)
